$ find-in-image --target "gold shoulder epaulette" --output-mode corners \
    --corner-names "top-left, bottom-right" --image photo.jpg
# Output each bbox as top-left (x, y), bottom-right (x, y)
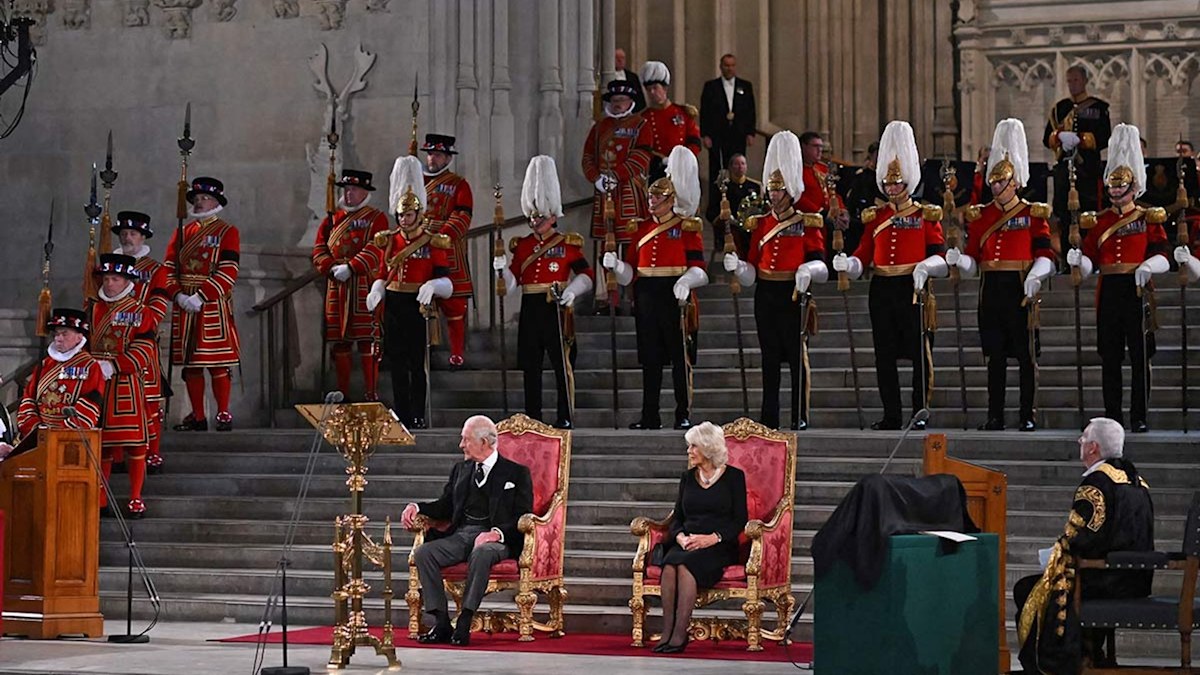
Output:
top-left (922, 204), bottom-right (943, 222)
top-left (372, 230), bottom-right (392, 248)
top-left (1080, 212), bottom-right (1098, 229)
top-left (683, 103), bottom-right (699, 120)
top-left (624, 219), bottom-right (641, 234)
top-left (803, 213), bottom-right (823, 228)
top-left (1145, 206), bottom-right (1167, 224)
top-left (963, 205), bottom-right (982, 222)
top-left (564, 232), bottom-right (584, 247)
top-left (509, 236), bottom-right (522, 253)
top-left (745, 214), bottom-right (763, 232)
top-left (431, 233), bottom-right (452, 249)
top-left (861, 206), bottom-right (877, 224)
top-left (681, 217), bottom-right (703, 233)
top-left (1030, 202), bottom-right (1052, 219)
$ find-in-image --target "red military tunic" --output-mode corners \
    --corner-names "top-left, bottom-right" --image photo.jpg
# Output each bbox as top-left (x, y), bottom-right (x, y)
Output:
top-left (1081, 205), bottom-right (1169, 276)
top-left (131, 254), bottom-right (171, 400)
top-left (745, 208), bottom-right (826, 277)
top-left (795, 162), bottom-right (846, 216)
top-left (17, 348), bottom-right (105, 437)
top-left (163, 216), bottom-right (241, 367)
top-left (311, 205), bottom-right (390, 341)
top-left (641, 103), bottom-right (702, 162)
top-left (963, 200), bottom-right (1056, 270)
top-left (90, 290), bottom-right (157, 449)
top-left (375, 229), bottom-right (452, 290)
top-left (508, 231), bottom-right (594, 290)
top-left (423, 171), bottom-right (474, 298)
top-left (581, 113), bottom-right (654, 242)
top-left (852, 200), bottom-right (946, 275)
top-left (624, 214), bottom-right (707, 278)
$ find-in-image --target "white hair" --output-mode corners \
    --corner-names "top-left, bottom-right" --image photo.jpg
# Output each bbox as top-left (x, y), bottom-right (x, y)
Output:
top-left (684, 421), bottom-right (727, 468)
top-left (1085, 417), bottom-right (1125, 459)
top-left (463, 415), bottom-right (498, 447)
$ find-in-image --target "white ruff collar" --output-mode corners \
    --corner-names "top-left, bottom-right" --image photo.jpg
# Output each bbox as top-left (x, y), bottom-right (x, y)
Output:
top-left (191, 204), bottom-right (224, 219)
top-left (339, 194), bottom-right (371, 211)
top-left (98, 281), bottom-right (135, 303)
top-left (48, 337), bottom-right (88, 363)
top-left (115, 244), bottom-right (152, 260)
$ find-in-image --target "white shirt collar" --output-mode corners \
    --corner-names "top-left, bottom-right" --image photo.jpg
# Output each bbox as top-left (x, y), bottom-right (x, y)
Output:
top-left (475, 448), bottom-right (499, 485)
top-left (723, 76), bottom-right (736, 86)
top-left (48, 336), bottom-right (88, 363)
top-left (1082, 459), bottom-right (1107, 476)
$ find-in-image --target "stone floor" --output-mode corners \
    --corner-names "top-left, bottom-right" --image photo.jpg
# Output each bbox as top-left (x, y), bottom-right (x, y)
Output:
top-left (0, 621), bottom-right (812, 675)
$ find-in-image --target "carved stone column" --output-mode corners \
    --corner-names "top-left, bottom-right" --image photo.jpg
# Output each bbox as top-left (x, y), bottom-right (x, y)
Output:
top-left (537, 0), bottom-right (564, 161)
top-left (491, 0), bottom-right (515, 182)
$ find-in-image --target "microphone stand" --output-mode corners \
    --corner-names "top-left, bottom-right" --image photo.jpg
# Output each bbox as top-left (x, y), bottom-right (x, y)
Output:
top-left (254, 391), bottom-right (343, 675)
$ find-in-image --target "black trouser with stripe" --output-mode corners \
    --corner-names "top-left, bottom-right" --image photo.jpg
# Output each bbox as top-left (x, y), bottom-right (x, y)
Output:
top-left (518, 293), bottom-right (574, 423)
top-left (1097, 274), bottom-right (1151, 425)
top-left (754, 279), bottom-right (808, 429)
top-left (979, 271), bottom-right (1036, 422)
top-left (869, 274), bottom-right (932, 424)
top-left (633, 276), bottom-right (690, 423)
top-left (384, 290), bottom-right (427, 422)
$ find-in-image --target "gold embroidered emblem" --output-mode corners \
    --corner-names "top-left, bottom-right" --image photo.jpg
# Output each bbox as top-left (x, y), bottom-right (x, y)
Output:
top-left (1074, 485), bottom-right (1107, 532)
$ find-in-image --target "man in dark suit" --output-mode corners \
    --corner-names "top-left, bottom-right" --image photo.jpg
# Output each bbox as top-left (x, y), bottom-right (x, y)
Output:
top-left (700, 53), bottom-right (757, 189)
top-left (401, 415), bottom-right (534, 646)
top-left (614, 47), bottom-right (646, 112)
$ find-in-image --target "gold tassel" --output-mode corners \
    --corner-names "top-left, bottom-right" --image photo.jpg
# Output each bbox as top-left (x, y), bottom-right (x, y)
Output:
top-left (805, 298), bottom-right (820, 337)
top-left (35, 286), bottom-right (52, 337)
top-left (429, 309), bottom-right (443, 347)
top-left (1176, 181), bottom-right (1189, 212)
top-left (924, 290), bottom-right (939, 332)
top-left (1067, 184), bottom-right (1080, 213)
top-left (82, 243), bottom-right (98, 300)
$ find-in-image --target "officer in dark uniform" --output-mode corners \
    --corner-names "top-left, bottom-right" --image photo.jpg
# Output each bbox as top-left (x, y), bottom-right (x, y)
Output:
top-left (840, 141), bottom-right (882, 258)
top-left (495, 156), bottom-right (594, 429)
top-left (1044, 65), bottom-right (1112, 259)
top-left (704, 153), bottom-right (762, 257)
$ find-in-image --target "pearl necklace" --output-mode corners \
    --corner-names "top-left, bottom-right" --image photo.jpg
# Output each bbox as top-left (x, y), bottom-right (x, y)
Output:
top-left (698, 466), bottom-right (721, 486)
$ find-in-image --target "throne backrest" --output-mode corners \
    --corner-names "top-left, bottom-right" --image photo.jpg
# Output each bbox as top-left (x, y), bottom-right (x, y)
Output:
top-left (722, 418), bottom-right (796, 524)
top-left (497, 414), bottom-right (571, 516)
top-left (1185, 491), bottom-right (1200, 558)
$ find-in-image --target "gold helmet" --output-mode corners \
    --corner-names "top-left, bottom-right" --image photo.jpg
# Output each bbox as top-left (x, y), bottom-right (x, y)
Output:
top-left (987, 152), bottom-right (1015, 184)
top-left (649, 175), bottom-right (676, 198)
top-left (396, 186), bottom-right (422, 215)
top-left (765, 169), bottom-right (786, 192)
top-left (1106, 165), bottom-right (1134, 190)
top-left (882, 158), bottom-right (905, 185)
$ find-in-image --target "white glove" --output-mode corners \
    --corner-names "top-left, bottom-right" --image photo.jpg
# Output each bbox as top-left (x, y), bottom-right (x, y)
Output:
top-left (1058, 131), bottom-right (1080, 152)
top-left (559, 290), bottom-right (577, 307)
top-left (1024, 275), bottom-right (1043, 298)
top-left (673, 281), bottom-right (691, 302)
top-left (672, 266), bottom-right (708, 302)
top-left (417, 280), bottom-right (437, 305)
top-left (98, 360), bottom-right (115, 380)
top-left (1175, 245), bottom-right (1193, 265)
top-left (183, 293), bottom-right (203, 313)
top-left (945, 247), bottom-right (961, 266)
top-left (1135, 264), bottom-right (1153, 287)
top-left (332, 264), bottom-right (351, 282)
top-left (602, 252), bottom-right (618, 269)
top-left (912, 263), bottom-right (930, 290)
top-left (1023, 257), bottom-right (1055, 299)
top-left (493, 255), bottom-right (508, 272)
top-left (723, 252), bottom-right (740, 272)
top-left (175, 292), bottom-right (191, 310)
top-left (832, 253), bottom-right (849, 272)
top-left (1066, 248), bottom-right (1083, 267)
top-left (366, 280), bottom-right (386, 312)
top-left (795, 268), bottom-right (812, 293)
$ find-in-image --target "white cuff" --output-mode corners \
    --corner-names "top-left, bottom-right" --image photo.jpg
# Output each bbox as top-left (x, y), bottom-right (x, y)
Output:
top-left (501, 267), bottom-right (518, 295)
top-left (957, 253), bottom-right (977, 278)
top-left (677, 266), bottom-right (709, 291)
top-left (563, 273), bottom-right (594, 299)
top-left (1186, 255), bottom-right (1200, 283)
top-left (1141, 254), bottom-right (1170, 275)
top-left (490, 527), bottom-right (505, 544)
top-left (1079, 254), bottom-right (1094, 278)
top-left (919, 254), bottom-right (949, 279)
top-left (370, 279), bottom-right (386, 296)
top-left (429, 277), bottom-right (453, 299)
top-left (734, 261), bottom-right (756, 288)
top-left (1027, 256), bottom-right (1055, 282)
top-left (613, 259), bottom-right (634, 286)
top-left (846, 255), bottom-right (864, 280)
top-left (801, 259), bottom-right (829, 285)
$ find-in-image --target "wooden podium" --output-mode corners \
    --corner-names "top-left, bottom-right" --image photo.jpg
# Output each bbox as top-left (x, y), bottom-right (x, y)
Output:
top-left (922, 433), bottom-right (1009, 674)
top-left (1, 427), bottom-right (104, 638)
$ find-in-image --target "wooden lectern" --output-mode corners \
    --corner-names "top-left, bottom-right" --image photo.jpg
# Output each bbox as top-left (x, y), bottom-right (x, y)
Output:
top-left (1, 427), bottom-right (104, 638)
top-left (922, 433), bottom-right (1009, 674)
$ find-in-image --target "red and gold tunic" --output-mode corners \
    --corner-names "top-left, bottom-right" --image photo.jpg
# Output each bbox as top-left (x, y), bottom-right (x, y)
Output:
top-left (90, 291), bottom-right (157, 448)
top-left (374, 229), bottom-right (451, 291)
top-left (852, 200), bottom-right (946, 275)
top-left (623, 214), bottom-right (706, 279)
top-left (17, 349), bottom-right (105, 437)
top-left (311, 205), bottom-right (390, 342)
top-left (641, 103), bottom-right (702, 160)
top-left (162, 216), bottom-right (241, 367)
top-left (962, 199), bottom-right (1055, 271)
top-left (1081, 205), bottom-right (1169, 274)
top-left (795, 162), bottom-right (846, 216)
top-left (423, 171), bottom-right (474, 298)
top-left (745, 208), bottom-right (825, 278)
top-left (508, 231), bottom-right (594, 291)
top-left (132, 254), bottom-right (170, 400)
top-left (581, 114), bottom-right (653, 242)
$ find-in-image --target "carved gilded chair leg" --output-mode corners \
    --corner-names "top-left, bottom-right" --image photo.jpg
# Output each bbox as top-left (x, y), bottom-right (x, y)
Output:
top-left (515, 590), bottom-right (538, 642)
top-left (628, 593), bottom-right (647, 647)
top-left (405, 573), bottom-right (422, 639)
top-left (743, 598), bottom-right (765, 652)
top-left (549, 585), bottom-right (568, 637)
top-left (776, 593), bottom-right (796, 644)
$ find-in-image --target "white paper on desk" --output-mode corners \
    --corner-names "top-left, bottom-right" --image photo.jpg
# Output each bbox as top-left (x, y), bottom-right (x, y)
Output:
top-left (1038, 546), bottom-right (1055, 570)
top-left (919, 530), bottom-right (977, 543)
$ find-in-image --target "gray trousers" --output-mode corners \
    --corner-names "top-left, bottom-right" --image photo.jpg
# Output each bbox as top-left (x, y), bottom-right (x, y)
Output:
top-left (412, 525), bottom-right (508, 621)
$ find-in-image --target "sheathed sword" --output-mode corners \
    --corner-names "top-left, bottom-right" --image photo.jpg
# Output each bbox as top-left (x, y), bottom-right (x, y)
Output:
top-left (550, 282), bottom-right (576, 423)
top-left (493, 184), bottom-right (509, 414)
top-left (679, 295), bottom-right (694, 420)
top-left (718, 174), bottom-right (750, 416)
top-left (421, 301), bottom-right (436, 427)
top-left (1067, 148), bottom-right (1085, 428)
top-left (833, 228), bottom-right (864, 429)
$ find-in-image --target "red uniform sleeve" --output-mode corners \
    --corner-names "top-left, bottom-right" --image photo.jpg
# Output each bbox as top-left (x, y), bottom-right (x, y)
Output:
top-left (805, 225), bottom-right (826, 262)
top-left (612, 120), bottom-right (654, 183)
top-left (581, 125), bottom-right (601, 183)
top-left (67, 367), bottom-right (105, 430)
top-left (440, 182), bottom-right (474, 239)
top-left (141, 264), bottom-right (172, 333)
top-left (746, 225), bottom-right (763, 268)
top-left (311, 215), bottom-right (336, 274)
top-left (684, 111), bottom-right (702, 156)
top-left (924, 218), bottom-right (946, 257)
top-left (851, 222), bottom-right (876, 264)
top-left (685, 226), bottom-right (706, 270)
top-left (1081, 220), bottom-right (1101, 261)
top-left (1032, 215), bottom-right (1055, 261)
top-left (17, 369), bottom-right (40, 436)
top-left (197, 227), bottom-right (240, 303)
top-left (348, 212), bottom-right (389, 275)
top-left (162, 227), bottom-right (182, 298)
top-left (1146, 219), bottom-right (1169, 259)
top-left (431, 244), bottom-right (451, 278)
top-left (568, 245), bottom-right (595, 281)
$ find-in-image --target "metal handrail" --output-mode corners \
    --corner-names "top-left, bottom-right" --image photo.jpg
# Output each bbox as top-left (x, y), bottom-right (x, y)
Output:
top-left (2, 357), bottom-right (39, 413)
top-left (251, 268), bottom-right (323, 314)
top-left (462, 196), bottom-right (593, 240)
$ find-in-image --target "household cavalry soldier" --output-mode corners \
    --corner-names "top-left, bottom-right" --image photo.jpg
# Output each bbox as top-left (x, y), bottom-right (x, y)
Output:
top-left (795, 131), bottom-right (849, 254)
top-left (581, 79), bottom-right (653, 253)
top-left (311, 169), bottom-right (390, 401)
top-left (163, 176), bottom-right (241, 432)
top-left (1070, 124), bottom-right (1170, 433)
top-left (948, 119), bottom-right (1056, 432)
top-left (420, 134), bottom-right (474, 368)
top-left (494, 155), bottom-right (595, 429)
top-left (112, 211), bottom-right (171, 473)
top-left (604, 145), bottom-right (708, 430)
top-left (1044, 65), bottom-right (1111, 259)
top-left (366, 155), bottom-right (453, 430)
top-left (723, 131), bottom-right (827, 430)
top-left (89, 253), bottom-right (160, 518)
top-left (639, 62), bottom-right (702, 183)
top-left (833, 121), bottom-right (947, 430)
top-left (16, 308), bottom-right (105, 437)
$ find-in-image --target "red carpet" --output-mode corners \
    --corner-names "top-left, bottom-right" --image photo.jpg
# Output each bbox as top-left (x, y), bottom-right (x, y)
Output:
top-left (214, 626), bottom-right (813, 663)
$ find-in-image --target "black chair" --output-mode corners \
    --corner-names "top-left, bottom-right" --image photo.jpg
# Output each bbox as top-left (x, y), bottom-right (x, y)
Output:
top-left (1074, 491), bottom-right (1200, 674)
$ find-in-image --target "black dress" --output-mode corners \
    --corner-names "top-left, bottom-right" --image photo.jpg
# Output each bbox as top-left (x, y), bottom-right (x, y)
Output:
top-left (661, 465), bottom-right (748, 588)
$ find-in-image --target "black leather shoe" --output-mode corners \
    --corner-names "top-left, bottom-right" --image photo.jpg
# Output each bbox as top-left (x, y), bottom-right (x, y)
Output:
top-left (651, 641), bottom-right (671, 653)
top-left (977, 418), bottom-right (1005, 431)
top-left (912, 418), bottom-right (927, 431)
top-left (173, 414), bottom-right (207, 432)
top-left (553, 419), bottom-right (573, 429)
top-left (791, 419), bottom-right (808, 431)
top-left (673, 418), bottom-right (692, 430)
top-left (215, 412), bottom-right (233, 432)
top-left (1132, 420), bottom-right (1149, 433)
top-left (417, 624), bottom-right (453, 644)
top-left (410, 418), bottom-right (428, 430)
top-left (661, 637), bottom-right (689, 654)
top-left (871, 418), bottom-right (902, 431)
top-left (1018, 419), bottom-right (1037, 432)
top-left (629, 419), bottom-right (662, 430)
top-left (450, 611), bottom-right (472, 646)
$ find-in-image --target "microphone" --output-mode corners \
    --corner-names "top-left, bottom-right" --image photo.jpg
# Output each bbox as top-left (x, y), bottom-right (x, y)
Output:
top-left (63, 405), bottom-right (78, 418)
top-left (324, 390), bottom-right (344, 405)
top-left (879, 408), bottom-right (930, 475)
